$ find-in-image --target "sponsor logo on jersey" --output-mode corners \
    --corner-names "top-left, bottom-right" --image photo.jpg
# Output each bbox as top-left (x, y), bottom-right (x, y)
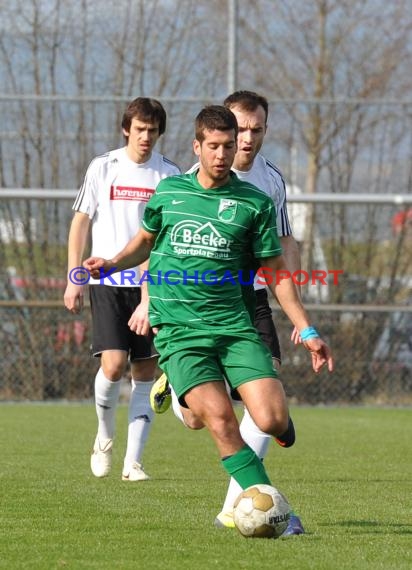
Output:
top-left (110, 185), bottom-right (154, 202)
top-left (218, 199), bottom-right (237, 222)
top-left (170, 220), bottom-right (233, 258)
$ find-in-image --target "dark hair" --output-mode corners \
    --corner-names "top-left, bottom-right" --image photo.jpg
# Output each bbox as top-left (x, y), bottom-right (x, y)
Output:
top-left (121, 97), bottom-right (167, 138)
top-left (223, 90), bottom-right (269, 123)
top-left (195, 105), bottom-right (238, 143)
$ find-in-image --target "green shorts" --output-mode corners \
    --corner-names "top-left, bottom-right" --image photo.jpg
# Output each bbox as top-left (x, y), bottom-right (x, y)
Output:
top-left (154, 324), bottom-right (278, 405)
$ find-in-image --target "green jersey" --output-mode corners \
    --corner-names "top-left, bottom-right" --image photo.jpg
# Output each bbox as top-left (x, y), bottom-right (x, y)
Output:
top-left (142, 171), bottom-right (281, 329)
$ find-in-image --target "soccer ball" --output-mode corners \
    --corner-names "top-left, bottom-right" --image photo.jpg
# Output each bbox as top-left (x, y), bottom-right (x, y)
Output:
top-left (233, 484), bottom-right (291, 538)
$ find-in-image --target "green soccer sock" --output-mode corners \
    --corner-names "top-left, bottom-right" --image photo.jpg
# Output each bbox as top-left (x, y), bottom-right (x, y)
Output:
top-left (221, 444), bottom-right (271, 489)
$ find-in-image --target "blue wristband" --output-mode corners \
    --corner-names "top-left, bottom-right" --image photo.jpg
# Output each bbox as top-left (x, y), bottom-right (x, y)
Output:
top-left (300, 326), bottom-right (320, 341)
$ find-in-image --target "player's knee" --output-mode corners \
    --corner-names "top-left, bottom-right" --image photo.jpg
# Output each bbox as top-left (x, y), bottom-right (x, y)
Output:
top-left (184, 416), bottom-right (205, 430)
top-left (254, 410), bottom-right (289, 437)
top-left (131, 358), bottom-right (157, 380)
top-left (101, 363), bottom-right (125, 381)
top-left (101, 352), bottom-right (128, 381)
top-left (103, 367), bottom-right (124, 382)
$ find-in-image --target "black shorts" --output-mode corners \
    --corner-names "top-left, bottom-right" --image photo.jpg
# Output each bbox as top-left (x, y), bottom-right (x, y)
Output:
top-left (89, 285), bottom-right (157, 361)
top-left (254, 288), bottom-right (281, 363)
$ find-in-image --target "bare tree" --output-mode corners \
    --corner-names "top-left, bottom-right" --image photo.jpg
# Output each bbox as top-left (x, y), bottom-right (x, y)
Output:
top-left (238, 0), bottom-right (412, 274)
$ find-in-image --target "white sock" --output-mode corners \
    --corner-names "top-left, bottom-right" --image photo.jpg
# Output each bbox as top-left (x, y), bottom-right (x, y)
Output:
top-left (94, 367), bottom-right (122, 440)
top-left (123, 379), bottom-right (154, 471)
top-left (171, 386), bottom-right (186, 425)
top-left (220, 407), bottom-right (271, 514)
top-left (240, 407), bottom-right (271, 458)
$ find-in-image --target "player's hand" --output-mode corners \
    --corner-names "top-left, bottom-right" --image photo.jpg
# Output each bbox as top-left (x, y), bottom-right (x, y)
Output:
top-left (63, 283), bottom-right (84, 314)
top-left (303, 338), bottom-right (334, 373)
top-left (83, 257), bottom-right (113, 279)
top-left (128, 300), bottom-right (151, 336)
top-left (290, 327), bottom-right (302, 344)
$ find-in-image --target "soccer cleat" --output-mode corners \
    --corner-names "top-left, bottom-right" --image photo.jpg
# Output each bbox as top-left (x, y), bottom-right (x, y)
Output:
top-left (121, 462), bottom-right (150, 482)
top-left (281, 513), bottom-right (305, 536)
top-left (90, 436), bottom-right (113, 478)
top-left (274, 416), bottom-right (296, 448)
top-left (150, 373), bottom-right (172, 414)
top-left (214, 511), bottom-right (236, 529)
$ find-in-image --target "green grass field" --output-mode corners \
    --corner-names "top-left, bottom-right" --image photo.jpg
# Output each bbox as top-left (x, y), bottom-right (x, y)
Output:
top-left (0, 405), bottom-right (410, 570)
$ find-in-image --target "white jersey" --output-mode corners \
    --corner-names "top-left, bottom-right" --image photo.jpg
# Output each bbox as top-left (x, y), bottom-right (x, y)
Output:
top-left (187, 154), bottom-right (292, 290)
top-left (74, 147), bottom-right (180, 286)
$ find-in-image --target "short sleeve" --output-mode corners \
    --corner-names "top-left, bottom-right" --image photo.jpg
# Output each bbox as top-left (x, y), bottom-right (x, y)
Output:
top-left (72, 158), bottom-right (99, 217)
top-left (252, 200), bottom-right (282, 259)
top-left (142, 192), bottom-right (162, 233)
top-left (269, 166), bottom-right (292, 237)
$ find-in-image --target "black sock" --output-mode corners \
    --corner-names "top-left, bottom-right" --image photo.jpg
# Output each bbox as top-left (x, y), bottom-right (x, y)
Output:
top-left (275, 416), bottom-right (296, 448)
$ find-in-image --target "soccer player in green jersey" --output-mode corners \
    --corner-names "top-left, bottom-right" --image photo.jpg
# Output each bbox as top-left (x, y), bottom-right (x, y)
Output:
top-left (84, 105), bottom-right (333, 504)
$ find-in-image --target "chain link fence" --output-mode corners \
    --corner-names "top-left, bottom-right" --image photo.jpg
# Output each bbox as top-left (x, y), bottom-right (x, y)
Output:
top-left (0, 191), bottom-right (411, 403)
top-left (0, 302), bottom-right (96, 400)
top-left (273, 305), bottom-right (412, 406)
top-left (0, 301), bottom-right (411, 404)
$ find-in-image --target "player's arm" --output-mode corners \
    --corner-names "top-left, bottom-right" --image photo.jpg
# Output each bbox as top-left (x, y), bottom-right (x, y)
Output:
top-left (128, 258), bottom-right (151, 336)
top-left (280, 235), bottom-right (300, 277)
top-left (259, 254), bottom-right (333, 373)
top-left (64, 212), bottom-right (91, 314)
top-left (83, 227), bottom-right (156, 278)
top-left (274, 173), bottom-right (303, 342)
top-left (271, 169), bottom-right (300, 280)
top-left (279, 234), bottom-right (303, 343)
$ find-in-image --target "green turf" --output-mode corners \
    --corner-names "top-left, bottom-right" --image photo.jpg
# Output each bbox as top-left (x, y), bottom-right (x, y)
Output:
top-left (0, 405), bottom-right (410, 569)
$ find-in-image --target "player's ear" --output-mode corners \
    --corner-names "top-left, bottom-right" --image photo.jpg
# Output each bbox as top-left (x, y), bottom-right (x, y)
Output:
top-left (193, 139), bottom-right (201, 157)
top-left (122, 127), bottom-right (130, 138)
